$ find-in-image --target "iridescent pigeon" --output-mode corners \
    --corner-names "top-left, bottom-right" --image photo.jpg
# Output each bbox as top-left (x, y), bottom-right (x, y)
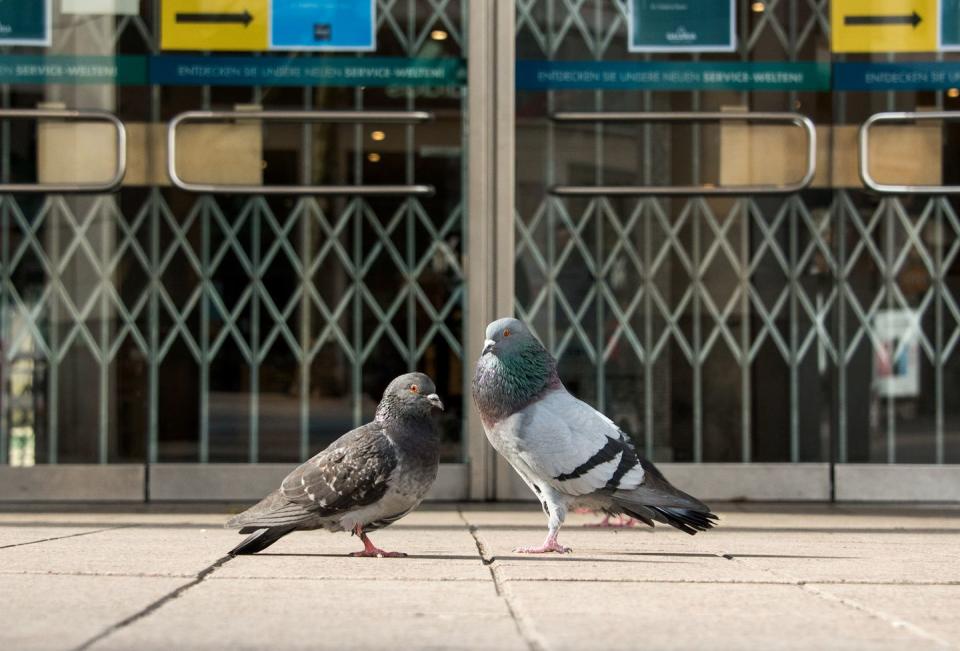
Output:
top-left (472, 317), bottom-right (717, 553)
top-left (226, 372), bottom-right (444, 557)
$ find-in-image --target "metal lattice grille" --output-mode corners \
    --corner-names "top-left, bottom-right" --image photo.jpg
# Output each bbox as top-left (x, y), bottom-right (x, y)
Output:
top-left (515, 0), bottom-right (960, 464)
top-left (0, 1), bottom-right (467, 466)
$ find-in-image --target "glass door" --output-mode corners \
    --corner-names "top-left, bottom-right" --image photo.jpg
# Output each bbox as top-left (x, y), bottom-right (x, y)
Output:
top-left (0, 1), bottom-right (472, 501)
top-left (509, 0), bottom-right (959, 500)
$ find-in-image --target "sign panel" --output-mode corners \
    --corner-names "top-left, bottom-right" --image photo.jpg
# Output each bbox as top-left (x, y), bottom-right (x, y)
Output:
top-left (516, 61), bottom-right (830, 91)
top-left (941, 0), bottom-right (960, 49)
top-left (831, 0), bottom-right (937, 52)
top-left (62, 0), bottom-right (140, 15)
top-left (150, 55), bottom-right (464, 87)
top-left (833, 61), bottom-right (960, 90)
top-left (161, 0), bottom-right (269, 51)
top-left (0, 55), bottom-right (147, 84)
top-left (0, 0), bottom-right (51, 47)
top-left (873, 310), bottom-right (921, 398)
top-left (270, 0), bottom-right (375, 51)
top-left (628, 0), bottom-right (735, 52)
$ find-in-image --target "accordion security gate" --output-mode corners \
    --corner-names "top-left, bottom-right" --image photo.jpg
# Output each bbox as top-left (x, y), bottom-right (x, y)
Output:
top-left (0, 1), bottom-right (474, 500)
top-left (1, 1), bottom-right (959, 501)
top-left (510, 0), bottom-right (960, 499)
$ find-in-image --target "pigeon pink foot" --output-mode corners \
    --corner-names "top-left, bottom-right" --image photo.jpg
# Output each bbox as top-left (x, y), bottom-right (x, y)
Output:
top-left (514, 535), bottom-right (571, 554)
top-left (350, 528), bottom-right (407, 558)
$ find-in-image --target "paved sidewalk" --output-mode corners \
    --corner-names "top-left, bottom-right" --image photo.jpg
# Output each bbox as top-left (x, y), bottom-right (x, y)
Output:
top-left (1, 503), bottom-right (959, 650)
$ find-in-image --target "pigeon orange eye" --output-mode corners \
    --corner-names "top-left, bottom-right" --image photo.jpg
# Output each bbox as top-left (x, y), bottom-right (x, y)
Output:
top-left (410, 384), bottom-right (419, 393)
top-left (503, 329), bottom-right (511, 337)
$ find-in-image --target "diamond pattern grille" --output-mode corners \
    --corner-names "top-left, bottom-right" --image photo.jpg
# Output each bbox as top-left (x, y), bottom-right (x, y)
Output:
top-left (516, 0), bottom-right (960, 464)
top-left (0, 1), bottom-right (466, 465)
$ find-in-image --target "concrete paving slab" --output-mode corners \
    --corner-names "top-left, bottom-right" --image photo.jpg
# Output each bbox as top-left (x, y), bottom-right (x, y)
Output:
top-left (0, 526), bottom-right (236, 577)
top-left (474, 528), bottom-right (779, 583)
top-left (218, 524), bottom-right (490, 581)
top-left (0, 525), bottom-right (113, 549)
top-left (91, 578), bottom-right (528, 651)
top-left (3, 504), bottom-right (959, 650)
top-left (505, 581), bottom-right (924, 651)
top-left (703, 534), bottom-right (960, 583)
top-left (808, 584), bottom-right (960, 644)
top-left (0, 573), bottom-right (186, 651)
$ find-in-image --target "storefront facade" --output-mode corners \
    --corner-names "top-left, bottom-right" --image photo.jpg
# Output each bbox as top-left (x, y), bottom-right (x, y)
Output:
top-left (1, 1), bottom-right (958, 501)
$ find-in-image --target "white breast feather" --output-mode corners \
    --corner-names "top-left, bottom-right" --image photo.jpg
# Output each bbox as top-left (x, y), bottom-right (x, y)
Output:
top-left (488, 391), bottom-right (644, 497)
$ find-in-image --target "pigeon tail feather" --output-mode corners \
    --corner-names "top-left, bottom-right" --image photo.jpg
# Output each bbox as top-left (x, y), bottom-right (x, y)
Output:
top-left (225, 490), bottom-right (314, 529)
top-left (229, 525), bottom-right (295, 556)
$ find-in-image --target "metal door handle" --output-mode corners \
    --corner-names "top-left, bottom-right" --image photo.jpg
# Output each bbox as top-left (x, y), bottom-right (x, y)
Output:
top-left (167, 110), bottom-right (435, 195)
top-left (0, 108), bottom-right (127, 193)
top-left (549, 111), bottom-right (817, 196)
top-left (859, 111), bottom-right (956, 194)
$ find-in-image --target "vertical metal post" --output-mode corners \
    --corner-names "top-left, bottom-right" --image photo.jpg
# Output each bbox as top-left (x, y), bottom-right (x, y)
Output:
top-left (741, 199), bottom-right (752, 463)
top-left (935, 198), bottom-right (944, 464)
top-left (99, 200), bottom-right (111, 464)
top-left (466, 0), bottom-right (514, 500)
top-left (789, 199), bottom-right (800, 462)
top-left (48, 202), bottom-right (60, 464)
top-left (0, 86), bottom-right (9, 466)
top-left (249, 202), bottom-right (261, 463)
top-left (199, 199), bottom-right (210, 463)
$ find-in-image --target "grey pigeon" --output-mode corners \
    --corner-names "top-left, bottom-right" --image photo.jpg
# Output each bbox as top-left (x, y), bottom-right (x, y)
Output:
top-left (226, 372), bottom-right (444, 557)
top-left (472, 317), bottom-right (717, 553)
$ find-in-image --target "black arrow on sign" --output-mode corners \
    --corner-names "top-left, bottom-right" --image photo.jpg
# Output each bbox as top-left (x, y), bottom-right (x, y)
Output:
top-left (844, 11), bottom-right (922, 28)
top-left (175, 10), bottom-right (254, 27)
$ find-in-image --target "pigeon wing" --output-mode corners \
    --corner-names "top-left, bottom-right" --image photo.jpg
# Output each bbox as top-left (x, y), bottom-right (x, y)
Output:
top-left (507, 391), bottom-right (646, 497)
top-left (279, 423), bottom-right (399, 516)
top-left (227, 423), bottom-right (398, 529)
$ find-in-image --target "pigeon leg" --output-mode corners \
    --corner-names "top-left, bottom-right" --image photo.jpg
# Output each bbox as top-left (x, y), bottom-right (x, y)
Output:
top-left (349, 524), bottom-right (407, 558)
top-left (587, 514), bottom-right (638, 528)
top-left (514, 532), bottom-right (572, 554)
top-left (515, 489), bottom-right (572, 554)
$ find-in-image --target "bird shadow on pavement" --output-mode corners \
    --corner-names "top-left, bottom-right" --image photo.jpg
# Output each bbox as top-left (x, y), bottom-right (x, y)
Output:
top-left (613, 551), bottom-right (855, 560)
top-left (253, 552), bottom-right (686, 563)
top-left (255, 552), bottom-right (484, 561)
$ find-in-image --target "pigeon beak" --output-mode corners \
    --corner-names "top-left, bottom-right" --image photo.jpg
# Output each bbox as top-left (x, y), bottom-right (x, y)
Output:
top-left (427, 393), bottom-right (444, 411)
top-left (481, 338), bottom-right (496, 356)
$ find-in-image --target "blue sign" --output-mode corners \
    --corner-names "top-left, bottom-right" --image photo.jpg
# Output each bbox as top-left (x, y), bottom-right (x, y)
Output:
top-left (942, 0), bottom-right (960, 50)
top-left (629, 0), bottom-right (735, 52)
top-left (150, 55), bottom-right (464, 87)
top-left (270, 0), bottom-right (375, 51)
top-left (0, 55), bottom-right (147, 84)
top-left (516, 61), bottom-right (829, 91)
top-left (0, 0), bottom-right (51, 46)
top-left (833, 62), bottom-right (960, 90)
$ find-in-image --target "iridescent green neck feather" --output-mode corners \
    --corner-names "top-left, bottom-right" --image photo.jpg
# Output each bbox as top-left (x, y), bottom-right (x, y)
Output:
top-left (472, 340), bottom-right (560, 425)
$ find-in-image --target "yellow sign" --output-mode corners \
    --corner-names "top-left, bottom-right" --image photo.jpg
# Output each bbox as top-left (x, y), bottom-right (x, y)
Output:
top-left (831, 0), bottom-right (937, 52)
top-left (161, 0), bottom-right (268, 51)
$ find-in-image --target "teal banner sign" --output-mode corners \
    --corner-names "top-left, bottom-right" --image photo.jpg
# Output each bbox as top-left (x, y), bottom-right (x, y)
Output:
top-left (942, 0), bottom-right (960, 50)
top-left (834, 62), bottom-right (960, 90)
top-left (149, 55), bottom-right (465, 87)
top-left (0, 0), bottom-right (50, 46)
top-left (0, 55), bottom-right (146, 84)
top-left (629, 0), bottom-right (735, 52)
top-left (516, 61), bottom-right (830, 91)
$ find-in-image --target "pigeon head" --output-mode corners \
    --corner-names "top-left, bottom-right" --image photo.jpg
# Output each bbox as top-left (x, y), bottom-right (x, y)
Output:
top-left (376, 372), bottom-right (444, 422)
top-left (481, 317), bottom-right (536, 358)
top-left (473, 317), bottom-right (560, 424)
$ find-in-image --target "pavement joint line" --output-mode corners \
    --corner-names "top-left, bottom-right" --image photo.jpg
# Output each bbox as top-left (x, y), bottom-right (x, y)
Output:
top-left (800, 583), bottom-right (955, 649)
top-left (204, 575), bottom-right (493, 582)
top-left (457, 508), bottom-right (548, 651)
top-left (0, 525), bottom-right (130, 550)
top-left (714, 549), bottom-right (955, 649)
top-left (71, 553), bottom-right (234, 651)
top-left (0, 570), bottom-right (196, 578)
